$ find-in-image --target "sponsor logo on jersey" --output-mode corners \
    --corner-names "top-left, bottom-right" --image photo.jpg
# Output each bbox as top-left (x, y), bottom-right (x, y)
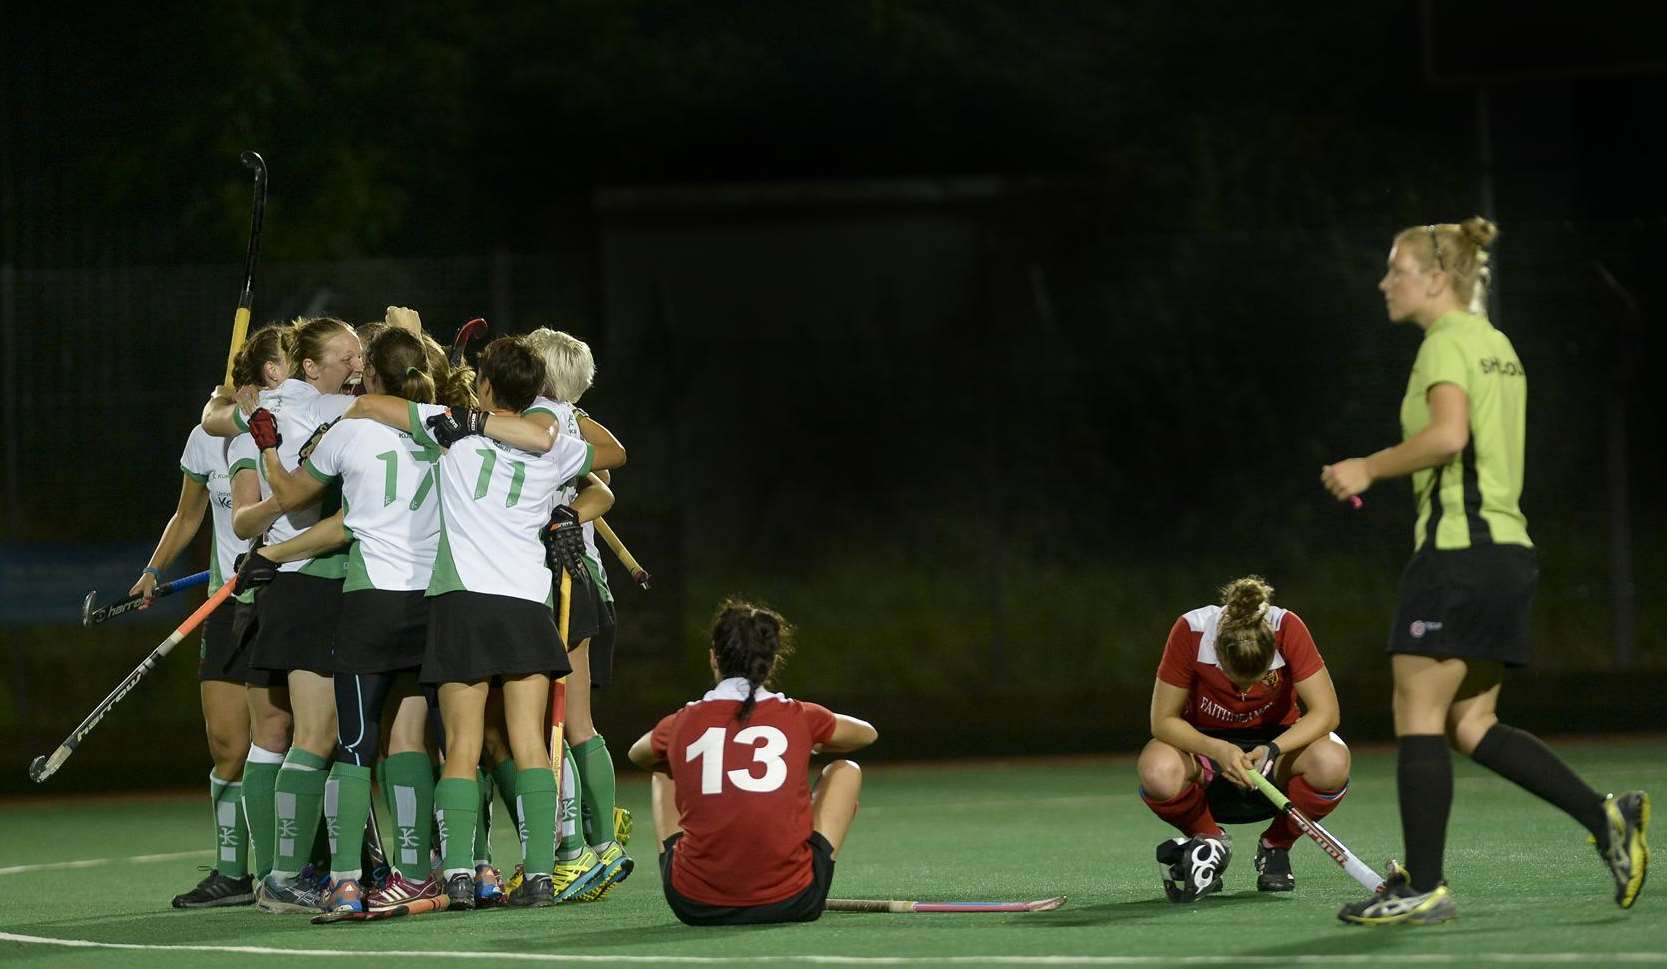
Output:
top-left (1197, 693), bottom-right (1276, 725)
top-left (1409, 619), bottom-right (1445, 639)
top-left (1479, 357), bottom-right (1525, 376)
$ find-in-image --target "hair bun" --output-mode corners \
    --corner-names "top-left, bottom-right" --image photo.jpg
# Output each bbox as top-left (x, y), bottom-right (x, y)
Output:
top-left (1461, 216), bottom-right (1499, 249)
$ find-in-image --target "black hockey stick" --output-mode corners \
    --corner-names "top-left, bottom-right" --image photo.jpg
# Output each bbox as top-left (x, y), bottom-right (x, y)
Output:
top-left (81, 569), bottom-right (210, 626)
top-left (220, 151), bottom-right (268, 388)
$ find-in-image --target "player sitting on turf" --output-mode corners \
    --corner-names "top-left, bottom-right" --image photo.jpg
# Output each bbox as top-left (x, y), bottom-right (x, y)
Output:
top-left (627, 599), bottom-right (877, 925)
top-left (1138, 576), bottom-right (1351, 901)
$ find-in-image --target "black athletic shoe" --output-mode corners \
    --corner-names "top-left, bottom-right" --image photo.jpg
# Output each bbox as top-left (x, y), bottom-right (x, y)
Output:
top-left (507, 873), bottom-right (555, 908)
top-left (443, 872), bottom-right (476, 911)
top-left (171, 869), bottom-right (255, 909)
top-left (1255, 843), bottom-right (1295, 892)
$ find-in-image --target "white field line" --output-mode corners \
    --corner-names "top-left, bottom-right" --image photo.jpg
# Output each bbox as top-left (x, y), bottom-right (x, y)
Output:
top-left (0, 849), bottom-right (209, 876)
top-left (1, 935), bottom-right (1664, 966)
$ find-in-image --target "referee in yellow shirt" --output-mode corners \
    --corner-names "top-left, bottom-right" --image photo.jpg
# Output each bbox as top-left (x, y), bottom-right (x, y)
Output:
top-left (1320, 217), bottom-right (1648, 925)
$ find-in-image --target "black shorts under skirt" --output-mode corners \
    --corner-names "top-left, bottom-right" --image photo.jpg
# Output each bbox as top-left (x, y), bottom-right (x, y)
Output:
top-left (554, 569), bottom-right (602, 648)
top-left (248, 571), bottom-right (343, 676)
top-left (206, 595), bottom-right (282, 687)
top-left (1196, 728), bottom-right (1281, 826)
top-left (334, 589), bottom-right (429, 674)
top-left (421, 590), bottom-right (571, 685)
top-left (660, 832), bottom-right (835, 926)
top-left (588, 599), bottom-right (618, 689)
top-left (1388, 544), bottom-right (1537, 668)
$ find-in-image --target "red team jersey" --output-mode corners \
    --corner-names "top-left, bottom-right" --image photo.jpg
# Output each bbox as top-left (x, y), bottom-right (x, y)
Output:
top-left (1155, 605), bottom-right (1325, 732)
top-left (650, 678), bottom-right (838, 907)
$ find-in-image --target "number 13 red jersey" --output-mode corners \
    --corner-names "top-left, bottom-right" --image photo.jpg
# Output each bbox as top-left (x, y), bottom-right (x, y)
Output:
top-left (650, 678), bottom-right (838, 906)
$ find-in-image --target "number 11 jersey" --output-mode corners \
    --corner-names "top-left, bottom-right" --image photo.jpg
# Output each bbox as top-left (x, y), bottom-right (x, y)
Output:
top-left (650, 678), bottom-right (837, 907)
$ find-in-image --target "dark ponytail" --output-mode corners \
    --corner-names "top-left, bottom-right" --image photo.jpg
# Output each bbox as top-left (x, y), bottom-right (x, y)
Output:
top-left (710, 598), bottom-right (795, 723)
top-left (365, 328), bottom-right (436, 404)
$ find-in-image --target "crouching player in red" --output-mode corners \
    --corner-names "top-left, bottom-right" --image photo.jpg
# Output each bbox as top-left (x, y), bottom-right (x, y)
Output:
top-left (1138, 576), bottom-right (1351, 901)
top-left (628, 600), bottom-right (877, 925)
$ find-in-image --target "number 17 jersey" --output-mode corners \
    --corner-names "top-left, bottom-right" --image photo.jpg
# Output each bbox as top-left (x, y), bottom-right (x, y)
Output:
top-left (650, 678), bottom-right (837, 907)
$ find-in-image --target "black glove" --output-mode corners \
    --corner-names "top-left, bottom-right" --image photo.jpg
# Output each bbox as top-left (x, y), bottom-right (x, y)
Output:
top-left (541, 505), bottom-right (590, 587)
top-left (247, 408), bottom-right (282, 451)
top-left (233, 547), bottom-right (279, 590)
top-left (425, 407), bottom-right (490, 448)
top-left (297, 418), bottom-right (338, 462)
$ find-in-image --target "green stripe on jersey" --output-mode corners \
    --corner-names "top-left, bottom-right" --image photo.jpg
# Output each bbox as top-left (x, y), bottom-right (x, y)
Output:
top-left (1400, 311), bottom-right (1532, 551)
top-left (408, 401), bottom-right (438, 449)
top-left (181, 464), bottom-right (209, 484)
top-left (302, 459), bottom-right (337, 484)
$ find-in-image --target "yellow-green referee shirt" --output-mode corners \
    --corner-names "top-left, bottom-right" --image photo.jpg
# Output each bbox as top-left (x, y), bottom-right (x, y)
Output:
top-left (1400, 310), bottom-right (1532, 552)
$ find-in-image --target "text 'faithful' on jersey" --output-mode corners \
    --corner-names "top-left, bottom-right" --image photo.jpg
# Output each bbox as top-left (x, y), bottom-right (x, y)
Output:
top-left (651, 678), bottom-right (837, 907)
top-left (1155, 605), bottom-right (1326, 732)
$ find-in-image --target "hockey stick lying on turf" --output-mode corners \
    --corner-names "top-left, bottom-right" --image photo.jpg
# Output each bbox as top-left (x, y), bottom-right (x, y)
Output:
top-left (81, 570), bottom-right (210, 626)
top-left (312, 895), bottom-right (449, 924)
top-left (593, 517), bottom-right (651, 590)
top-left (31, 578), bottom-right (238, 783)
top-left (826, 896), bottom-right (1066, 913)
top-left (1246, 767), bottom-right (1384, 892)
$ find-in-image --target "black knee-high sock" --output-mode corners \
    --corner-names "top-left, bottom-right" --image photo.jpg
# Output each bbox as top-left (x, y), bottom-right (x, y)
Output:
top-left (1399, 735), bottom-right (1452, 892)
top-left (1471, 724), bottom-right (1608, 844)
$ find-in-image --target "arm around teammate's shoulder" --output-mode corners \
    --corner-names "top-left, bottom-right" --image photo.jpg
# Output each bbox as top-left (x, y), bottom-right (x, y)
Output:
top-left (578, 415), bottom-right (626, 471)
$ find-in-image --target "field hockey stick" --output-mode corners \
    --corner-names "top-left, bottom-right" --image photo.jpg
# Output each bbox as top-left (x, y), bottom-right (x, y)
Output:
top-left (550, 565), bottom-right (572, 791)
top-left (826, 895), bottom-right (1066, 913)
top-left (81, 569), bottom-right (210, 626)
top-left (449, 317), bottom-right (486, 370)
top-left (1246, 768), bottom-right (1383, 892)
top-left (593, 517), bottom-right (651, 590)
top-left (220, 151), bottom-right (267, 388)
top-left (312, 895), bottom-right (449, 924)
top-left (30, 578), bottom-right (239, 783)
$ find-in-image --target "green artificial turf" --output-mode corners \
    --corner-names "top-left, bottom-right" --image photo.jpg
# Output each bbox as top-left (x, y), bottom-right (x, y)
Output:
top-left (2, 743), bottom-right (1664, 967)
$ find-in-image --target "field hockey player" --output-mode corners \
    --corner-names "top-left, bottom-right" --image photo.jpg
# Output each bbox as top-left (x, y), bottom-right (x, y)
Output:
top-left (1140, 576), bottom-right (1351, 901)
top-left (349, 335), bottom-right (625, 909)
top-left (521, 327), bottom-right (634, 901)
top-left (629, 599), bottom-right (877, 926)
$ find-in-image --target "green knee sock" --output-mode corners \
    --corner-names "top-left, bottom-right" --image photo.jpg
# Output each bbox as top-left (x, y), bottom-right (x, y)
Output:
top-left (382, 751), bottom-right (435, 881)
top-left (272, 747), bottom-right (330, 879)
top-left (555, 744), bottom-right (585, 861)
top-left (516, 767), bottom-right (558, 877)
top-left (241, 744), bottom-right (286, 879)
top-left (325, 762), bottom-right (373, 881)
top-left (434, 777), bottom-right (479, 878)
top-left (210, 773), bottom-right (249, 879)
top-left (473, 768), bottom-right (493, 866)
top-left (490, 758), bottom-right (522, 851)
top-left (572, 735), bottom-right (617, 847)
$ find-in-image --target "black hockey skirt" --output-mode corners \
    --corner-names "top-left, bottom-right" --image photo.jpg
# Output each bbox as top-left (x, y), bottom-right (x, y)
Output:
top-left (333, 588), bottom-right (430, 674)
top-left (198, 591), bottom-right (268, 685)
top-left (554, 567), bottom-right (602, 647)
top-left (421, 590), bottom-right (571, 685)
top-left (248, 571), bottom-right (343, 676)
top-left (1387, 544), bottom-right (1538, 668)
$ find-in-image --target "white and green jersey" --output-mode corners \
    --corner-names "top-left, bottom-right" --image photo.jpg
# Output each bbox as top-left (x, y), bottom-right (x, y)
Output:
top-left (225, 434), bottom-right (262, 604)
top-left (180, 425), bottom-right (249, 594)
top-left (248, 379), bottom-right (356, 577)
top-left (409, 402), bottom-right (594, 605)
top-left (524, 396), bottom-right (613, 602)
top-left (302, 418), bottom-right (444, 593)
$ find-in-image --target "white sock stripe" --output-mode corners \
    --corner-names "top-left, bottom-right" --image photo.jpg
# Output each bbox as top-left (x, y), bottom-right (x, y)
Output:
top-left (246, 744), bottom-right (287, 765)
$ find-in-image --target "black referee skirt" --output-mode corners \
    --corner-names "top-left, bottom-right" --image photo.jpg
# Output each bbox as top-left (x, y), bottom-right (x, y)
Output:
top-left (248, 571), bottom-right (344, 676)
top-left (588, 598), bottom-right (618, 689)
top-left (421, 589), bottom-right (571, 685)
top-left (1388, 544), bottom-right (1538, 668)
top-left (333, 588), bottom-right (430, 674)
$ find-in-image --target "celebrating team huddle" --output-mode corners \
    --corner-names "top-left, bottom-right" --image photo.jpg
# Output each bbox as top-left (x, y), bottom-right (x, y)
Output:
top-left (119, 214), bottom-right (1649, 934)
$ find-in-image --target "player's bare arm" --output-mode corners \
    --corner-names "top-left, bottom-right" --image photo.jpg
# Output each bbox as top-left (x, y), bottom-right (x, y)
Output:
top-left (1150, 680), bottom-right (1256, 788)
top-left (1262, 669), bottom-right (1342, 766)
top-left (816, 714), bottom-right (878, 754)
top-left (1322, 383), bottom-right (1468, 499)
top-left (254, 510), bottom-right (349, 565)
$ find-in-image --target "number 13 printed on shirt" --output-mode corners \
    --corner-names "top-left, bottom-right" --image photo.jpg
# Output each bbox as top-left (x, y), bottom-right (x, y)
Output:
top-left (686, 725), bottom-right (789, 794)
